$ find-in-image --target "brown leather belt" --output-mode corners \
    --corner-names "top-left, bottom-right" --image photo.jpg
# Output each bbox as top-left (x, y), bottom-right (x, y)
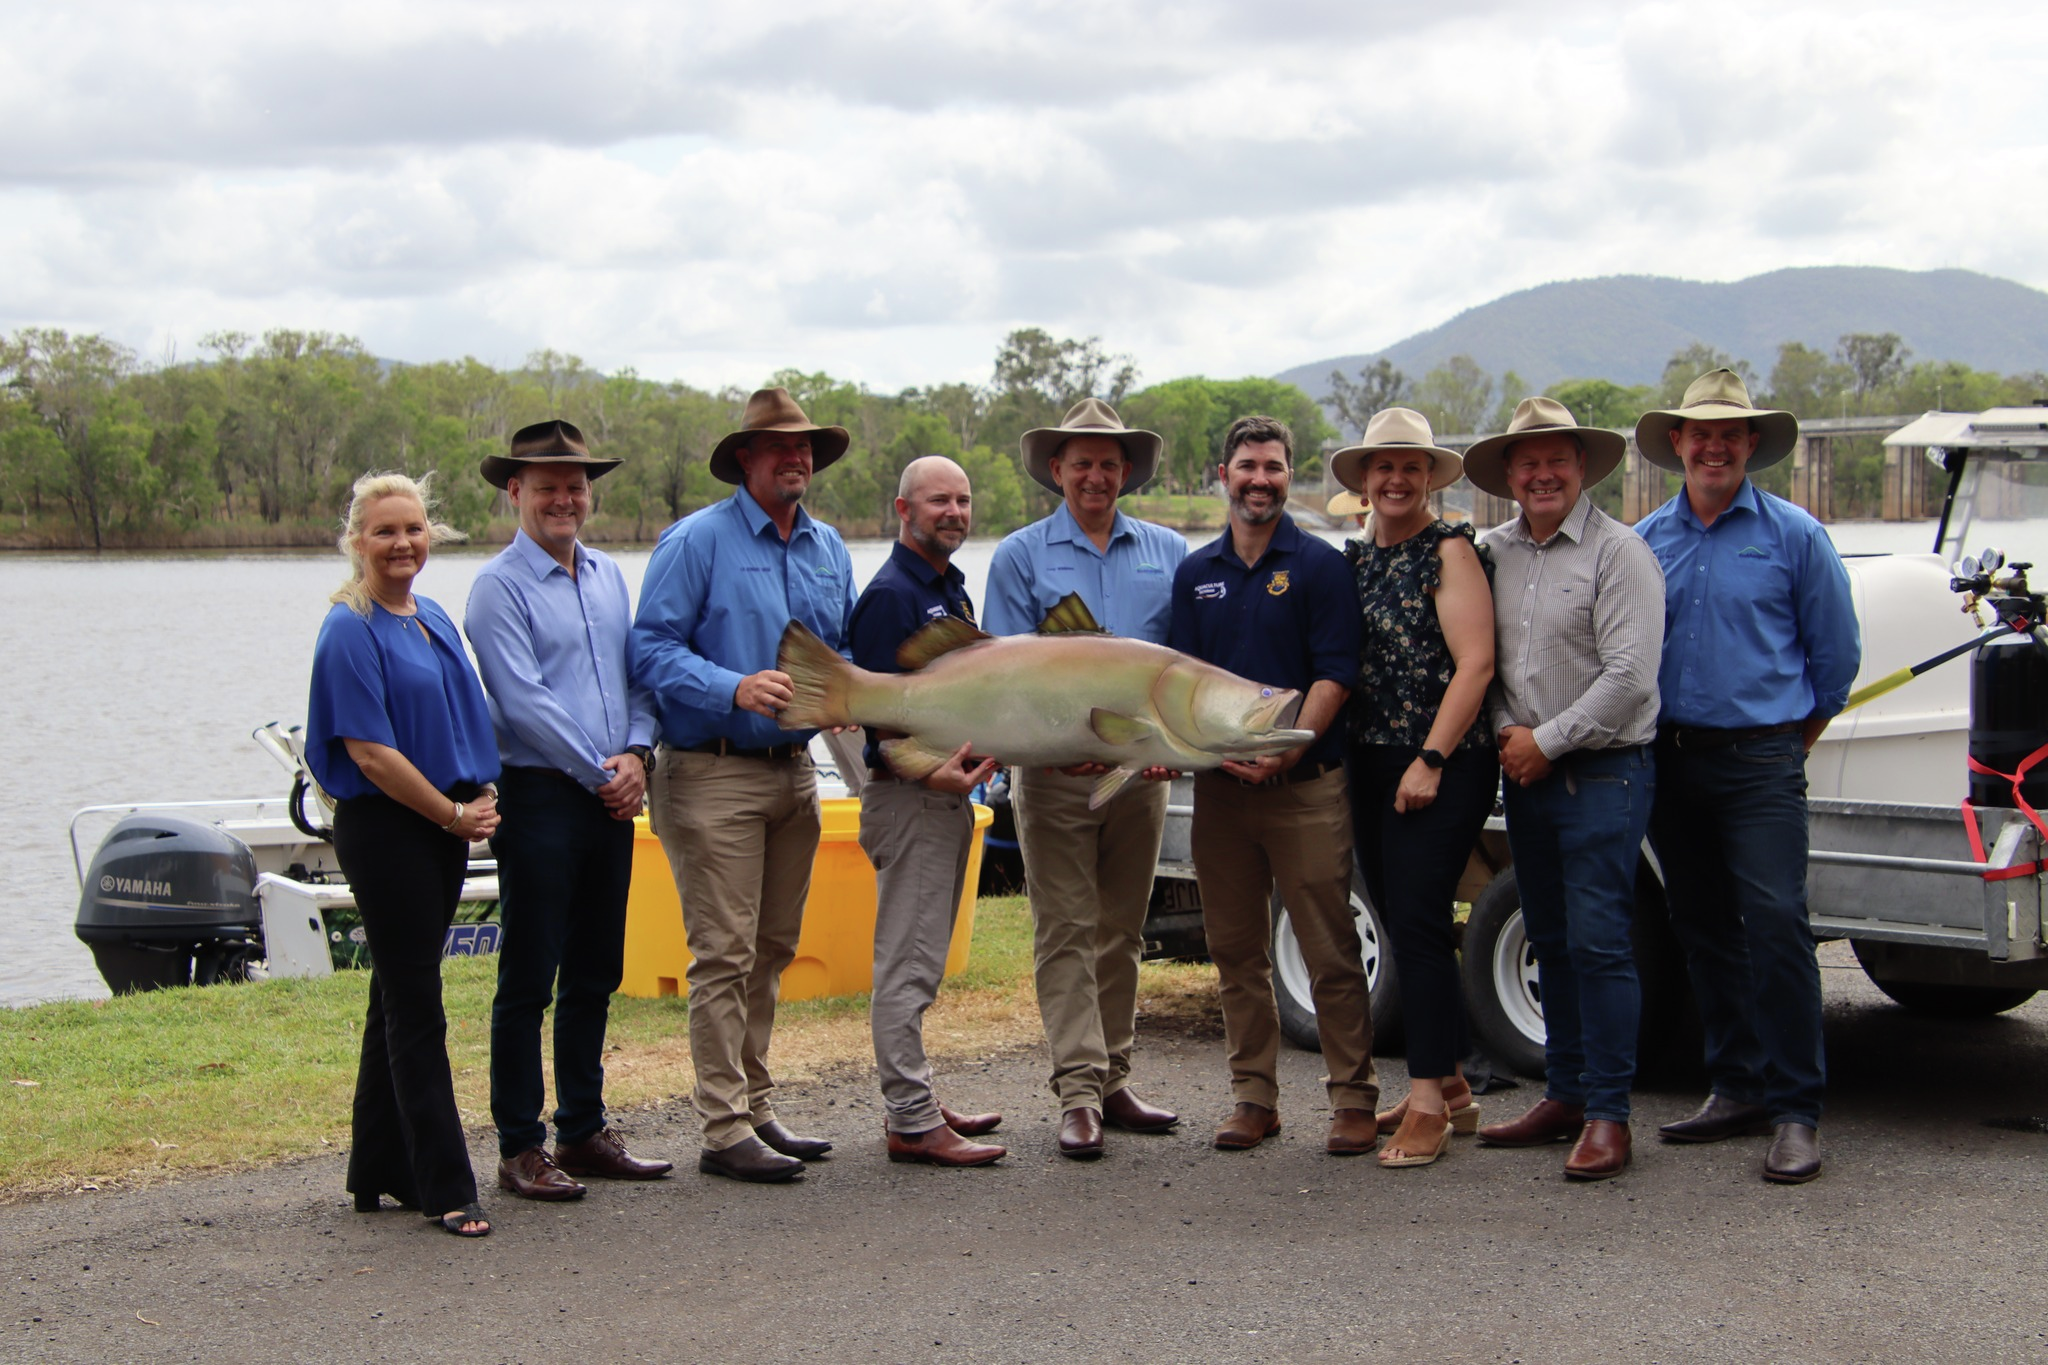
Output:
top-left (1206, 758), bottom-right (1343, 789)
top-left (675, 739), bottom-right (807, 761)
top-left (1657, 721), bottom-right (1800, 750)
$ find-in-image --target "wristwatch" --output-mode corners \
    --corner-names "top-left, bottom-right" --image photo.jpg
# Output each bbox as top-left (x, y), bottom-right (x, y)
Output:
top-left (626, 744), bottom-right (656, 773)
top-left (1418, 747), bottom-right (1447, 770)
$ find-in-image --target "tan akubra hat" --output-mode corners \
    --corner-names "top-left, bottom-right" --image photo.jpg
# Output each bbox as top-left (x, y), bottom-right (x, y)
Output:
top-left (1325, 489), bottom-right (1367, 517)
top-left (708, 387), bottom-right (852, 485)
top-left (1329, 407), bottom-right (1464, 494)
top-left (480, 419), bottom-right (624, 490)
top-left (1635, 367), bottom-right (1799, 474)
top-left (1462, 396), bottom-right (1628, 499)
top-left (1020, 397), bottom-right (1163, 496)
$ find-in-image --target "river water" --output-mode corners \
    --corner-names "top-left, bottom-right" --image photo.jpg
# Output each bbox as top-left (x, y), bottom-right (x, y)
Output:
top-left (0, 518), bottom-right (1940, 1008)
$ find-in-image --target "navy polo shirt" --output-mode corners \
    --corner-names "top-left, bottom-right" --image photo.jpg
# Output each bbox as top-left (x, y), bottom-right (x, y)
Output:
top-left (847, 540), bottom-right (978, 771)
top-left (1168, 515), bottom-right (1361, 768)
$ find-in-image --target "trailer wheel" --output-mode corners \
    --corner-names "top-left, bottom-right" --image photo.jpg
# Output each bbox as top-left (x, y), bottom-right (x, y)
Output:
top-left (1273, 867), bottom-right (1403, 1054)
top-left (1849, 943), bottom-right (2039, 1016)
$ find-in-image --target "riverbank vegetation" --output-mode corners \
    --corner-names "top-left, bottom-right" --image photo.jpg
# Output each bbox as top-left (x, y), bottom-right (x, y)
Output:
top-left (0, 897), bottom-right (1222, 1200)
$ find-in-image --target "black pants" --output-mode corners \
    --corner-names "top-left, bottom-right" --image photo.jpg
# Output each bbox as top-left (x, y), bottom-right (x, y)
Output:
top-left (1349, 744), bottom-right (1499, 1079)
top-left (488, 767), bottom-right (635, 1157)
top-left (333, 791), bottom-right (478, 1215)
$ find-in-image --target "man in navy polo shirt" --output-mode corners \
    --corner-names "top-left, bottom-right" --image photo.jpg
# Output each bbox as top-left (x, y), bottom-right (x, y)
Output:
top-left (849, 456), bottom-right (1008, 1167)
top-left (1167, 415), bottom-right (1376, 1155)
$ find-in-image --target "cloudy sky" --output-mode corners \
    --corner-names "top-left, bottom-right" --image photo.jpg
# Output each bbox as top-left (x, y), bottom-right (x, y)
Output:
top-left (5, 0), bottom-right (2045, 392)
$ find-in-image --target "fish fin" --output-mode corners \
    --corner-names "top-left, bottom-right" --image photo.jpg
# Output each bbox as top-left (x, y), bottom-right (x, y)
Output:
top-left (775, 620), bottom-right (855, 731)
top-left (1089, 708), bottom-right (1159, 747)
top-left (878, 736), bottom-right (952, 781)
top-left (895, 616), bottom-right (991, 671)
top-left (1037, 593), bottom-right (1108, 635)
top-left (1088, 767), bottom-right (1139, 809)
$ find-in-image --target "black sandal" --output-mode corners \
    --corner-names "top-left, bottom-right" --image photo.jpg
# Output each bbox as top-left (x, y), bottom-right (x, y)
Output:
top-left (434, 1204), bottom-right (492, 1237)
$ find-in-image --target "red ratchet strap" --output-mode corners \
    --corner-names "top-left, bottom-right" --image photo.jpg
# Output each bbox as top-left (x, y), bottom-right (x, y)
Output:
top-left (1961, 740), bottom-right (2048, 880)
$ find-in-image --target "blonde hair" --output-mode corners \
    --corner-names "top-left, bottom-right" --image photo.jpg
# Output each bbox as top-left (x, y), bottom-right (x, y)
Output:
top-left (331, 470), bottom-right (466, 614)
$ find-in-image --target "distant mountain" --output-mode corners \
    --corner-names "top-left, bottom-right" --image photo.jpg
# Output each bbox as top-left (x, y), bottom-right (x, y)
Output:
top-left (1278, 267), bottom-right (2048, 404)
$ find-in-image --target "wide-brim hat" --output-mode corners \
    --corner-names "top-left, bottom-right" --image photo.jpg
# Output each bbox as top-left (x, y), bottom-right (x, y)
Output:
top-left (480, 419), bottom-right (623, 490)
top-left (1020, 397), bottom-right (1163, 496)
top-left (1462, 396), bottom-right (1629, 499)
top-left (708, 387), bottom-right (852, 485)
top-left (1329, 407), bottom-right (1463, 494)
top-left (1325, 489), bottom-right (1367, 517)
top-left (1635, 367), bottom-right (1799, 473)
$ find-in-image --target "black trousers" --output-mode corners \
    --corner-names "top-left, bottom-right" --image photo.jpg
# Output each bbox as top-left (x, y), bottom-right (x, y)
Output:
top-left (333, 791), bottom-right (478, 1215)
top-left (1349, 744), bottom-right (1500, 1079)
top-left (488, 767), bottom-right (634, 1157)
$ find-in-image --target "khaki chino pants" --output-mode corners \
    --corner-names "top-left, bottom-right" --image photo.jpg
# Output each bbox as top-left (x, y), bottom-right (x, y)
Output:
top-left (1192, 767), bottom-right (1377, 1112)
top-left (1011, 766), bottom-right (1170, 1111)
top-left (649, 749), bottom-right (820, 1150)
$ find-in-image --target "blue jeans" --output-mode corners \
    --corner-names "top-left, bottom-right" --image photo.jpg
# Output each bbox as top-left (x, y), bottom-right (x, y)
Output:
top-left (1503, 746), bottom-right (1653, 1123)
top-left (1650, 730), bottom-right (1824, 1129)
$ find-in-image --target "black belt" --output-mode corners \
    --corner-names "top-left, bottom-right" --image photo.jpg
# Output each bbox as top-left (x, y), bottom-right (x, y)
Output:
top-left (675, 739), bottom-right (807, 761)
top-left (1209, 757), bottom-right (1343, 789)
top-left (1658, 721), bottom-right (1800, 750)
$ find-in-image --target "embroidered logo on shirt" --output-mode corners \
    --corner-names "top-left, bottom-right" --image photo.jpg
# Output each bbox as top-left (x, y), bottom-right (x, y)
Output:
top-left (1267, 571), bottom-right (1291, 597)
top-left (1136, 563), bottom-right (1164, 574)
top-left (925, 604), bottom-right (950, 620)
top-left (811, 564), bottom-right (839, 576)
top-left (1195, 581), bottom-right (1227, 601)
top-left (1738, 546), bottom-right (1770, 559)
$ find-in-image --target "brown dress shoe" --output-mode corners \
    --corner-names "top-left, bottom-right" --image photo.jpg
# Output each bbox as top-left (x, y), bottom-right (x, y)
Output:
top-left (1102, 1088), bottom-right (1180, 1132)
top-left (1327, 1108), bottom-right (1379, 1156)
top-left (1058, 1107), bottom-right (1105, 1159)
top-left (940, 1104), bottom-right (1002, 1138)
top-left (1659, 1094), bottom-right (1773, 1144)
top-left (555, 1127), bottom-right (673, 1180)
top-left (497, 1146), bottom-right (587, 1201)
top-left (1213, 1102), bottom-right (1281, 1150)
top-left (888, 1124), bottom-right (1007, 1167)
top-left (1564, 1119), bottom-right (1631, 1180)
top-left (699, 1135), bottom-right (805, 1183)
top-left (753, 1119), bottom-right (833, 1160)
top-left (1477, 1098), bottom-right (1586, 1148)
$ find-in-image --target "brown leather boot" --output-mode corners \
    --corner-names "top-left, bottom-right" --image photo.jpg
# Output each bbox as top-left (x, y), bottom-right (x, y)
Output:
top-left (497, 1147), bottom-right (587, 1201)
top-left (1477, 1098), bottom-right (1586, 1148)
top-left (1213, 1102), bottom-right (1281, 1150)
top-left (1564, 1119), bottom-right (1631, 1180)
top-left (887, 1124), bottom-right (1007, 1167)
top-left (939, 1104), bottom-right (1002, 1138)
top-left (1327, 1108), bottom-right (1379, 1156)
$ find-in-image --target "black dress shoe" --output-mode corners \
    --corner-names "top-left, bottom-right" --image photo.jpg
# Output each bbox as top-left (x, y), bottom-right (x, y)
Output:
top-left (754, 1119), bottom-right (833, 1160)
top-left (1058, 1107), bottom-right (1104, 1159)
top-left (1764, 1122), bottom-right (1822, 1184)
top-left (1102, 1087), bottom-right (1179, 1132)
top-left (699, 1135), bottom-right (805, 1183)
top-left (1659, 1094), bottom-right (1773, 1144)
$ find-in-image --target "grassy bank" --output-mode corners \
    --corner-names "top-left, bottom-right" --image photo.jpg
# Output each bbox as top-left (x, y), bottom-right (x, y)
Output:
top-left (0, 896), bottom-right (1222, 1200)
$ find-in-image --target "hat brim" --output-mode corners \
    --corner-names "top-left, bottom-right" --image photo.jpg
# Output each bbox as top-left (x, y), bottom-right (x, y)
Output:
top-left (1021, 426), bottom-right (1163, 496)
top-left (1461, 426), bottom-right (1628, 500)
top-left (480, 453), bottom-right (625, 491)
top-left (1329, 442), bottom-right (1464, 495)
top-left (708, 424), bottom-right (852, 485)
top-left (1325, 489), bottom-right (1367, 517)
top-left (1634, 407), bottom-right (1799, 474)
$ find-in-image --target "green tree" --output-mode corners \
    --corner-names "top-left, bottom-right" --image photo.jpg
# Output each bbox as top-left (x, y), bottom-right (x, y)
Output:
top-left (0, 329), bottom-right (154, 549)
top-left (1324, 358), bottom-right (1408, 438)
top-left (1410, 355), bottom-right (1494, 435)
top-left (1657, 343), bottom-right (1755, 406)
top-left (1486, 370), bottom-right (1532, 433)
top-left (1836, 332), bottom-right (1912, 403)
top-left (1548, 378), bottom-right (1651, 430)
top-left (1764, 341), bottom-right (1851, 418)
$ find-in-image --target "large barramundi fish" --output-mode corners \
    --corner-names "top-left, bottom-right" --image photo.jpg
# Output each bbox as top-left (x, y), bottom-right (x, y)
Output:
top-left (776, 593), bottom-right (1315, 808)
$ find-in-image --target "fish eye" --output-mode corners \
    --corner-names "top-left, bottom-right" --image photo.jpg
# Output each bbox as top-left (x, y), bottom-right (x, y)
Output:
top-left (1259, 688), bottom-right (1274, 697)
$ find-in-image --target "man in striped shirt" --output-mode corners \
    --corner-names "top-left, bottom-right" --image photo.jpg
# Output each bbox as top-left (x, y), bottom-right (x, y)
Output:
top-left (1467, 398), bottom-right (1665, 1181)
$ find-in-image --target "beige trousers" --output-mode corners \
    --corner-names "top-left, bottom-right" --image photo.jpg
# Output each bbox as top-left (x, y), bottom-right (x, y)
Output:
top-left (1192, 767), bottom-right (1377, 1112)
top-left (1010, 767), bottom-right (1170, 1111)
top-left (648, 749), bottom-right (820, 1150)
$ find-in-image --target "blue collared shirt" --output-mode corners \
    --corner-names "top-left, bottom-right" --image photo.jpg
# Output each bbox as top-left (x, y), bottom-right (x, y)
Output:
top-left (1168, 516), bottom-right (1361, 767)
top-left (628, 487), bottom-right (857, 749)
top-left (464, 530), bottom-right (657, 790)
top-left (1635, 480), bottom-right (1860, 729)
top-left (848, 540), bottom-right (977, 771)
top-left (306, 597), bottom-right (501, 802)
top-left (983, 503), bottom-right (1185, 643)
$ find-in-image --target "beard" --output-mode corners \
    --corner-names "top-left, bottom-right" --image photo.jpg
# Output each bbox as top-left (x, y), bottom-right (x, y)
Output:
top-left (910, 518), bottom-right (967, 553)
top-left (1230, 487), bottom-right (1283, 525)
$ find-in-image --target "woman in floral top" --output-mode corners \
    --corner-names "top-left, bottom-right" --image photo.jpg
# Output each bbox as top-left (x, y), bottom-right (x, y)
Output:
top-left (1332, 409), bottom-right (1499, 1169)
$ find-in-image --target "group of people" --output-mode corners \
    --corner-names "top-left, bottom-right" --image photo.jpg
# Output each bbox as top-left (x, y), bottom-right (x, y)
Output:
top-left (303, 362), bottom-right (1858, 1239)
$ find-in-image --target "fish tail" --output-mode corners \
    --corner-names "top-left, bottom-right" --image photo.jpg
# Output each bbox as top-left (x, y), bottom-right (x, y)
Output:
top-left (776, 620), bottom-right (855, 730)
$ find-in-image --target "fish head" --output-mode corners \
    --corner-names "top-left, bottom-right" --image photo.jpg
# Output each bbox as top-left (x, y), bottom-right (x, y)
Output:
top-left (1156, 659), bottom-right (1317, 758)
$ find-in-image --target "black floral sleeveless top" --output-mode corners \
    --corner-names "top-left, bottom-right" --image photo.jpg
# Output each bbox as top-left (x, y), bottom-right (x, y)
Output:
top-left (1345, 519), bottom-right (1494, 753)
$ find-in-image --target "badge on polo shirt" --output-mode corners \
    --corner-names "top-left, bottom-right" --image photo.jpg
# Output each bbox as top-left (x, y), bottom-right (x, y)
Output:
top-left (1267, 571), bottom-right (1291, 597)
top-left (1195, 581), bottom-right (1226, 601)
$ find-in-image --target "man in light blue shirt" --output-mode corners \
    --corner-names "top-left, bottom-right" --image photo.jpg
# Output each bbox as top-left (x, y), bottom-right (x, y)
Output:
top-left (1634, 369), bottom-right (1860, 1185)
top-left (984, 398), bottom-right (1188, 1159)
top-left (465, 420), bottom-right (671, 1201)
top-left (628, 388), bottom-right (857, 1184)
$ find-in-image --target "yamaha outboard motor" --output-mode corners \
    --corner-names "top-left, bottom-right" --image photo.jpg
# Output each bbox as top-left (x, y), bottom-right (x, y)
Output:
top-left (75, 814), bottom-right (263, 993)
top-left (1953, 552), bottom-right (2048, 809)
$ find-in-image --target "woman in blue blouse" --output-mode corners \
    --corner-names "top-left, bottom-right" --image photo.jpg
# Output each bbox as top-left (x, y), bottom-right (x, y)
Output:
top-left (307, 472), bottom-right (502, 1237)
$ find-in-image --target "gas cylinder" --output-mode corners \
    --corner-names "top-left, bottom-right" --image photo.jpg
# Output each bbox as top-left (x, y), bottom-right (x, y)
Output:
top-left (1968, 630), bottom-right (2048, 807)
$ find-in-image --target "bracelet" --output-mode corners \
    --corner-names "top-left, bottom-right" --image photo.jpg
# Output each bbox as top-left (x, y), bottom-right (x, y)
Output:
top-left (441, 801), bottom-right (465, 832)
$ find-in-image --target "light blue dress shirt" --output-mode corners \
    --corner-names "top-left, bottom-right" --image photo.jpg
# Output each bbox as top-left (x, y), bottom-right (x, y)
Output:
top-left (984, 503), bottom-right (1186, 644)
top-left (464, 530), bottom-right (656, 791)
top-left (628, 487), bottom-right (857, 749)
top-left (1635, 480), bottom-right (1860, 730)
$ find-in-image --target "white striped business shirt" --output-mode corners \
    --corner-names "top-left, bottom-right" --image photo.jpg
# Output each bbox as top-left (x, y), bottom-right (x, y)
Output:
top-left (1481, 495), bottom-right (1666, 758)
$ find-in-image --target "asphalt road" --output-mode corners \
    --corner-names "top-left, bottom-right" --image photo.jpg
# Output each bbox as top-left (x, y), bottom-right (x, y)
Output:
top-left (8, 948), bottom-right (2048, 1364)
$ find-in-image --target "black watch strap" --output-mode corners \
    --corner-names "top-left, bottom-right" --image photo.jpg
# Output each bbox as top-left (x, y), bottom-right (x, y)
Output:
top-left (627, 744), bottom-right (656, 772)
top-left (1419, 747), bottom-right (1447, 770)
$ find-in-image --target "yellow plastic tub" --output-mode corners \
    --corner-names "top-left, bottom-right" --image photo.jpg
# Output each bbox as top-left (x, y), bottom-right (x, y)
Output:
top-left (619, 798), bottom-right (991, 1002)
